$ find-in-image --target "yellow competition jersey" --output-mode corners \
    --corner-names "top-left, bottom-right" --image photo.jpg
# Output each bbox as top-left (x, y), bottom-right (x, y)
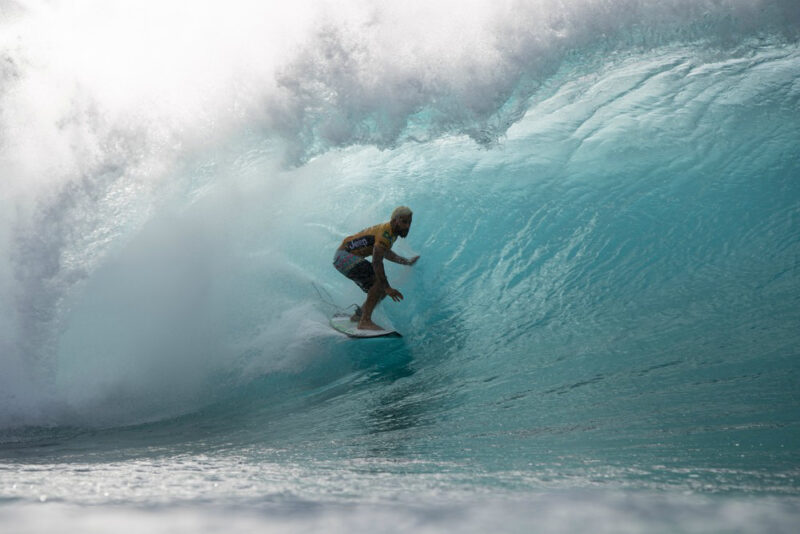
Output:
top-left (340, 222), bottom-right (397, 257)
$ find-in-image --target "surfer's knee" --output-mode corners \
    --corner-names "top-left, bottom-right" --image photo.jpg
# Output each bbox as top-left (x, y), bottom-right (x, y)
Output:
top-left (367, 282), bottom-right (384, 298)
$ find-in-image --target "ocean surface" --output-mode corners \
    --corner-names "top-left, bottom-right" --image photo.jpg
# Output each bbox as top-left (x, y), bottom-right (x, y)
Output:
top-left (1, 1), bottom-right (799, 532)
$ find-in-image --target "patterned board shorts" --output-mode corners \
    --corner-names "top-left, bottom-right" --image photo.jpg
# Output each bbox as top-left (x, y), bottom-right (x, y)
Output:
top-left (333, 249), bottom-right (376, 293)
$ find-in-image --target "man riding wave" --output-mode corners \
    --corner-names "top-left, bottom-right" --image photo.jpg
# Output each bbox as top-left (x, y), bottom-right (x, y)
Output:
top-left (333, 206), bottom-right (420, 331)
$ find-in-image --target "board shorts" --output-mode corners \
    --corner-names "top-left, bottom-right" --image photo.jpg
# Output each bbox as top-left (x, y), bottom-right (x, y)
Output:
top-left (333, 249), bottom-right (376, 293)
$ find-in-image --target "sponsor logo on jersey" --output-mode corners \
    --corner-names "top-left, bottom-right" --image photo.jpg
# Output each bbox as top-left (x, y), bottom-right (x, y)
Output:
top-left (346, 236), bottom-right (374, 251)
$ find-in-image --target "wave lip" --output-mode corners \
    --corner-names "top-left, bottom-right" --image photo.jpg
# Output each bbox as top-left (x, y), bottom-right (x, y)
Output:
top-left (269, 0), bottom-right (800, 163)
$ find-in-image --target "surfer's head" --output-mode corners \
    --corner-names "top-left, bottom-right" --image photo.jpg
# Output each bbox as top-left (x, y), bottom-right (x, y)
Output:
top-left (391, 206), bottom-right (413, 238)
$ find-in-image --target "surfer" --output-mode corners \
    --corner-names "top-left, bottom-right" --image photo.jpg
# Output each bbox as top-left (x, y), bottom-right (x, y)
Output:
top-left (333, 206), bottom-right (420, 331)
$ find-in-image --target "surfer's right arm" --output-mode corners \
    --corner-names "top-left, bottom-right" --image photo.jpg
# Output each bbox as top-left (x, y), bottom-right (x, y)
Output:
top-left (372, 244), bottom-right (404, 302)
top-left (384, 249), bottom-right (420, 266)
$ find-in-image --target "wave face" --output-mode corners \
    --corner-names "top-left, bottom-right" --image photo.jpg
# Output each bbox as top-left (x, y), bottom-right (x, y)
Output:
top-left (1, 0), bottom-right (799, 506)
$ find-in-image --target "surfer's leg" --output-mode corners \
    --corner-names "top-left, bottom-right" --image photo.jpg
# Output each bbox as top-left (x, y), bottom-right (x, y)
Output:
top-left (339, 257), bottom-right (372, 321)
top-left (341, 259), bottom-right (383, 329)
top-left (358, 282), bottom-right (386, 330)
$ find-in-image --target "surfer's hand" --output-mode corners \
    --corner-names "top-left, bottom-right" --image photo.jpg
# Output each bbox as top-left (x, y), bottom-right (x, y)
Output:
top-left (407, 255), bottom-right (420, 266)
top-left (386, 288), bottom-right (404, 302)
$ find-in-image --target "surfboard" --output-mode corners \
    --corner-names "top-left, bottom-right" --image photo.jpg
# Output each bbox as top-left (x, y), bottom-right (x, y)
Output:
top-left (330, 312), bottom-right (402, 338)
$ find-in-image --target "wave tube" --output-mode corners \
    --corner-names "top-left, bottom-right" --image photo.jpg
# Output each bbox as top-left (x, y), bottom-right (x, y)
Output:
top-left (0, 0), bottom-right (798, 457)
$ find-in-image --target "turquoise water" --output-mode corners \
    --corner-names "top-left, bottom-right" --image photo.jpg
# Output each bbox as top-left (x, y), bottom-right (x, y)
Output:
top-left (2, 1), bottom-right (799, 532)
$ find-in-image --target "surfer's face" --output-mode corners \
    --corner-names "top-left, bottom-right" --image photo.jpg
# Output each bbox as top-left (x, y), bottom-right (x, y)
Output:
top-left (393, 214), bottom-right (412, 238)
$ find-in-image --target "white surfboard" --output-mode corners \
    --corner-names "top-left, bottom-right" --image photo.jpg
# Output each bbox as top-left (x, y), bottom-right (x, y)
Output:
top-left (330, 312), bottom-right (402, 338)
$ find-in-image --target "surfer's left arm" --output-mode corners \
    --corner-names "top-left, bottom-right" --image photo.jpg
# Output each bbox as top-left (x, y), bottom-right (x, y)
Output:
top-left (384, 250), bottom-right (420, 266)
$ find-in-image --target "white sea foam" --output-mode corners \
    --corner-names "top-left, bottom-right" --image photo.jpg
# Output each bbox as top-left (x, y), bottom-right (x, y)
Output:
top-left (2, 492), bottom-right (799, 534)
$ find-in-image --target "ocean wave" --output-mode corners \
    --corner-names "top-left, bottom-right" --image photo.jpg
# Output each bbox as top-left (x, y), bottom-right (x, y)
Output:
top-left (0, 1), bottom-right (798, 439)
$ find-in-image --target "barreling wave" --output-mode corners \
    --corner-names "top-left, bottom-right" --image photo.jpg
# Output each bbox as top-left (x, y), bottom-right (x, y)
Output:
top-left (0, 0), bottom-right (798, 453)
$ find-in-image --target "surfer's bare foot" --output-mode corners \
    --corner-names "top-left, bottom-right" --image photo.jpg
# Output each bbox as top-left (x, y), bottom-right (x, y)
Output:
top-left (357, 320), bottom-right (383, 331)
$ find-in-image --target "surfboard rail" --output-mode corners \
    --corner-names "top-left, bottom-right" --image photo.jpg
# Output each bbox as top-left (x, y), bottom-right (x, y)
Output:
top-left (330, 312), bottom-right (402, 338)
